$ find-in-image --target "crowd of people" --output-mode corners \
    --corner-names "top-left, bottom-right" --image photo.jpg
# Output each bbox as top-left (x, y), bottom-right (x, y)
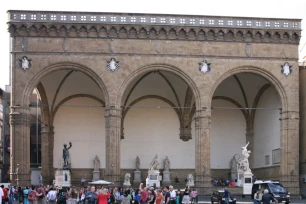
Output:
top-left (0, 183), bottom-right (199, 204)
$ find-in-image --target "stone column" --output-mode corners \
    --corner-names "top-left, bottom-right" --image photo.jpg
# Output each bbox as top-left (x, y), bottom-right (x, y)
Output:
top-left (279, 111), bottom-right (299, 195)
top-left (246, 119), bottom-right (254, 169)
top-left (10, 107), bottom-right (31, 186)
top-left (194, 109), bottom-right (211, 194)
top-left (41, 125), bottom-right (54, 184)
top-left (104, 107), bottom-right (121, 185)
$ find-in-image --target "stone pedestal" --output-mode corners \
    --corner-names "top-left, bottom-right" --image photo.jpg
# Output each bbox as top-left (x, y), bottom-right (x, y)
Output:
top-left (54, 170), bottom-right (71, 187)
top-left (231, 172), bottom-right (238, 182)
top-left (133, 171), bottom-right (142, 186)
top-left (162, 171), bottom-right (171, 186)
top-left (242, 172), bottom-right (253, 195)
top-left (236, 172), bottom-right (243, 187)
top-left (147, 170), bottom-right (161, 188)
top-left (93, 171), bottom-right (100, 181)
top-left (187, 180), bottom-right (195, 186)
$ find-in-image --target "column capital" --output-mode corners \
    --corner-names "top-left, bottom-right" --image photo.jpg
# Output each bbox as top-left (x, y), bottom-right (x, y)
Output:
top-left (104, 107), bottom-right (122, 118)
top-left (10, 112), bottom-right (30, 126)
top-left (280, 111), bottom-right (299, 120)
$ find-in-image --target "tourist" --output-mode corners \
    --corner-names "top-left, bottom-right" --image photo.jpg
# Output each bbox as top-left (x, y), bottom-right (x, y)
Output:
top-left (261, 189), bottom-right (277, 204)
top-left (2, 185), bottom-right (8, 204)
top-left (163, 186), bottom-right (170, 204)
top-left (36, 185), bottom-right (45, 204)
top-left (253, 190), bottom-right (259, 204)
top-left (182, 187), bottom-right (190, 204)
top-left (23, 187), bottom-right (29, 204)
top-left (0, 185), bottom-right (4, 204)
top-left (46, 187), bottom-right (57, 204)
top-left (58, 188), bottom-right (67, 204)
top-left (18, 186), bottom-right (23, 204)
top-left (155, 190), bottom-right (163, 204)
top-left (108, 190), bottom-right (116, 204)
top-left (190, 189), bottom-right (197, 204)
top-left (175, 190), bottom-right (181, 204)
top-left (38, 174), bottom-right (43, 186)
top-left (67, 186), bottom-right (78, 204)
top-left (147, 190), bottom-right (155, 204)
top-left (8, 185), bottom-right (15, 204)
top-left (28, 186), bottom-right (38, 204)
top-left (120, 191), bottom-right (130, 204)
top-left (133, 190), bottom-right (140, 204)
top-left (169, 186), bottom-right (176, 204)
top-left (81, 178), bottom-right (86, 187)
top-left (223, 187), bottom-right (230, 204)
top-left (85, 186), bottom-right (97, 204)
top-left (139, 183), bottom-right (148, 204)
top-left (96, 189), bottom-right (110, 204)
top-left (115, 188), bottom-right (122, 204)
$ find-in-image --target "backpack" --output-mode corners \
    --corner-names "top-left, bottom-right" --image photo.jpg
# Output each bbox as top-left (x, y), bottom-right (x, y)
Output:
top-left (59, 192), bottom-right (67, 202)
top-left (28, 191), bottom-right (37, 201)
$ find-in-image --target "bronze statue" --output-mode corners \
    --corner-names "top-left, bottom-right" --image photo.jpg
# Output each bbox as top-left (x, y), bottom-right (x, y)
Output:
top-left (63, 142), bottom-right (72, 167)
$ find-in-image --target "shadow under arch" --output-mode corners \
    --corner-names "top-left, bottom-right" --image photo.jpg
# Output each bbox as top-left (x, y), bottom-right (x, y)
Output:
top-left (22, 62), bottom-right (110, 108)
top-left (209, 66), bottom-right (287, 111)
top-left (116, 63), bottom-right (201, 108)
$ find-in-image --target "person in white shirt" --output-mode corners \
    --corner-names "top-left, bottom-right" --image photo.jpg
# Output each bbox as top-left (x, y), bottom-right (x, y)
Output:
top-left (47, 187), bottom-right (57, 204)
top-left (0, 186), bottom-right (4, 204)
top-left (169, 186), bottom-right (176, 204)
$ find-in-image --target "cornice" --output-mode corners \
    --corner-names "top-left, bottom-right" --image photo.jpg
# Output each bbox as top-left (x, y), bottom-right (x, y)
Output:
top-left (7, 10), bottom-right (302, 30)
top-left (7, 11), bottom-right (301, 44)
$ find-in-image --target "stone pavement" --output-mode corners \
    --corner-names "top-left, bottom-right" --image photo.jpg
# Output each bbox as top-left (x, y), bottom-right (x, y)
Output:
top-left (197, 196), bottom-right (306, 203)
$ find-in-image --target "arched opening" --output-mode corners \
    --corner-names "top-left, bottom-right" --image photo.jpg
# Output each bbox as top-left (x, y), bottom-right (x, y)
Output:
top-left (211, 73), bottom-right (281, 181)
top-left (120, 69), bottom-right (198, 182)
top-left (26, 63), bottom-right (108, 184)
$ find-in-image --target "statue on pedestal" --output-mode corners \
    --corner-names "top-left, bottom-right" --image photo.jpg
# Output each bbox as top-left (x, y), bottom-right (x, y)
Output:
top-left (136, 156), bottom-right (140, 171)
top-left (93, 155), bottom-right (100, 171)
top-left (63, 142), bottom-right (72, 168)
top-left (123, 173), bottom-right (131, 186)
top-left (238, 142), bottom-right (252, 173)
top-left (186, 174), bottom-right (194, 186)
top-left (149, 154), bottom-right (159, 171)
top-left (164, 156), bottom-right (170, 171)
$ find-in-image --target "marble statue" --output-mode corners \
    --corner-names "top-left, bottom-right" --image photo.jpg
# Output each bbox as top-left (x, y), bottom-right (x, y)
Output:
top-left (164, 156), bottom-right (170, 171)
top-left (93, 155), bottom-right (100, 171)
top-left (186, 173), bottom-right (194, 186)
top-left (63, 142), bottom-right (72, 167)
top-left (136, 156), bottom-right (140, 171)
top-left (149, 154), bottom-right (159, 171)
top-left (123, 173), bottom-right (131, 186)
top-left (235, 142), bottom-right (252, 173)
top-left (230, 154), bottom-right (238, 173)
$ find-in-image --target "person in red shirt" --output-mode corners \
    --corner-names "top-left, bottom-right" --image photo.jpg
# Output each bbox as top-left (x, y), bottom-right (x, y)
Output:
top-left (96, 189), bottom-right (110, 204)
top-left (139, 183), bottom-right (148, 204)
top-left (1, 185), bottom-right (8, 204)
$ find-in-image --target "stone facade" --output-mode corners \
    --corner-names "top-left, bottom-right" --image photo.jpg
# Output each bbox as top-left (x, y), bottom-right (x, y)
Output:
top-left (7, 10), bottom-right (301, 195)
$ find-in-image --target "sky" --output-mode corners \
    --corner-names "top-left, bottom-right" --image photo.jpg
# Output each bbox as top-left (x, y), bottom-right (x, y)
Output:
top-left (0, 0), bottom-right (305, 89)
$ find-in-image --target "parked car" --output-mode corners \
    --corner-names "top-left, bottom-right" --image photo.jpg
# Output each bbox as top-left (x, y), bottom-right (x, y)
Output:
top-left (252, 180), bottom-right (290, 204)
top-left (211, 190), bottom-right (237, 204)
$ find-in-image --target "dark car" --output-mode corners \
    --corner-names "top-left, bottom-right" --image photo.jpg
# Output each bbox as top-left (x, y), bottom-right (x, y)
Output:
top-left (211, 190), bottom-right (237, 204)
top-left (251, 180), bottom-right (290, 204)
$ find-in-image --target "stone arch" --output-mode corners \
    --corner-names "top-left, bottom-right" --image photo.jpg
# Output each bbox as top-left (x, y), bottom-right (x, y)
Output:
top-left (209, 66), bottom-right (287, 111)
top-left (116, 64), bottom-right (201, 109)
top-left (22, 62), bottom-right (110, 109)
